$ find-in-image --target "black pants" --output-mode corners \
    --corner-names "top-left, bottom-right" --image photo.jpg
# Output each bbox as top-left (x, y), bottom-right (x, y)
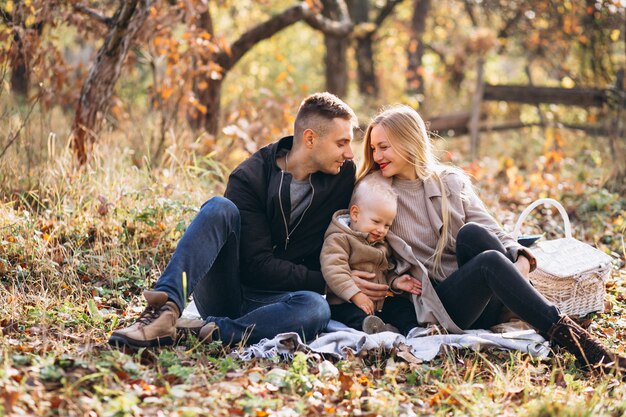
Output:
top-left (330, 296), bottom-right (418, 336)
top-left (436, 222), bottom-right (560, 333)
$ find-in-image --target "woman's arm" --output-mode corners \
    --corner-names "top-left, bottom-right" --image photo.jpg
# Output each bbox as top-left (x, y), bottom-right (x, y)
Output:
top-left (460, 176), bottom-right (537, 272)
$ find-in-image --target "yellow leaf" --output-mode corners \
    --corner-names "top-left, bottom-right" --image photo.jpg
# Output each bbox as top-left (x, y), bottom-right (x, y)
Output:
top-left (275, 71), bottom-right (288, 83)
top-left (161, 86), bottom-right (174, 100)
top-left (561, 76), bottom-right (575, 88)
top-left (610, 30), bottom-right (620, 42)
top-left (25, 15), bottom-right (36, 27)
top-left (195, 102), bottom-right (207, 114)
top-left (6, 1), bottom-right (14, 14)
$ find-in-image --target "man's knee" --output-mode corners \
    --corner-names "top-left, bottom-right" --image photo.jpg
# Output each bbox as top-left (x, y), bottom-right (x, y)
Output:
top-left (198, 196), bottom-right (240, 232)
top-left (293, 291), bottom-right (331, 327)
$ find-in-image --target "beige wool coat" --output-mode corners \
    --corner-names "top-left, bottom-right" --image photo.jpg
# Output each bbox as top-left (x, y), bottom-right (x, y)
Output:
top-left (365, 170), bottom-right (535, 334)
top-left (320, 210), bottom-right (394, 311)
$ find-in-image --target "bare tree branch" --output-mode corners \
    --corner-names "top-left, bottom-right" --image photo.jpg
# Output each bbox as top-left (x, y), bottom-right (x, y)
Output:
top-left (217, 3), bottom-right (309, 71)
top-left (304, 0), bottom-right (353, 37)
top-left (373, 0), bottom-right (404, 27)
top-left (74, 4), bottom-right (113, 26)
top-left (0, 96), bottom-right (40, 160)
top-left (425, 44), bottom-right (446, 62)
top-left (0, 8), bottom-right (12, 24)
top-left (463, 0), bottom-right (478, 26)
top-left (497, 8), bottom-right (524, 39)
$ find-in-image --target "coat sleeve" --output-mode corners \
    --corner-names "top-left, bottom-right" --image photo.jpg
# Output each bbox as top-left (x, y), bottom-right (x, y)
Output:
top-left (320, 234), bottom-right (361, 303)
top-left (225, 167), bottom-right (326, 293)
top-left (459, 176), bottom-right (537, 271)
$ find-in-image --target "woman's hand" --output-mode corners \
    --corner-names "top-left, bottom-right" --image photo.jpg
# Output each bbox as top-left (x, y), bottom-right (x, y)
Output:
top-left (351, 270), bottom-right (389, 301)
top-left (392, 274), bottom-right (422, 295)
top-left (350, 292), bottom-right (375, 315)
top-left (514, 255), bottom-right (531, 278)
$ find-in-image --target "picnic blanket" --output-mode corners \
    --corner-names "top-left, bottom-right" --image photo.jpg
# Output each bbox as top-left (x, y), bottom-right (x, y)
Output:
top-left (182, 302), bottom-right (550, 361)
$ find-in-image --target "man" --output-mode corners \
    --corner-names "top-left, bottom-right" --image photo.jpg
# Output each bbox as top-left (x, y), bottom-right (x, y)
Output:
top-left (109, 92), bottom-right (358, 348)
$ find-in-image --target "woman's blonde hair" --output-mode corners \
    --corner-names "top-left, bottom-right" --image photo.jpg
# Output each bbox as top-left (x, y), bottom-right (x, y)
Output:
top-left (357, 105), bottom-right (450, 275)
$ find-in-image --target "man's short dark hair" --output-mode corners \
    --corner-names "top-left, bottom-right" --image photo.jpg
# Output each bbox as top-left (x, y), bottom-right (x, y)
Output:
top-left (294, 92), bottom-right (357, 140)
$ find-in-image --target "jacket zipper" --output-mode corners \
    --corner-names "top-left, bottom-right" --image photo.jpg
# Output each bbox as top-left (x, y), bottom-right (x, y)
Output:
top-left (278, 170), bottom-right (314, 251)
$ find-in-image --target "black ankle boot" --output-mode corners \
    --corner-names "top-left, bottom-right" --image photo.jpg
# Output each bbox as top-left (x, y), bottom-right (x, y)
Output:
top-left (547, 315), bottom-right (626, 372)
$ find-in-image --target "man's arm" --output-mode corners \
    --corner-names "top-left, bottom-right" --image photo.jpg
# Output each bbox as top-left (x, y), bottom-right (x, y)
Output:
top-left (225, 168), bottom-right (326, 293)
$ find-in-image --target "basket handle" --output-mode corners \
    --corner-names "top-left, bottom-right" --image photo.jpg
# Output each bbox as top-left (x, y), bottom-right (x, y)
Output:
top-left (512, 198), bottom-right (572, 239)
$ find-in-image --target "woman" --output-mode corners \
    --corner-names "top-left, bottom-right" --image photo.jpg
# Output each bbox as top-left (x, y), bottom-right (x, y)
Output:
top-left (357, 104), bottom-right (625, 371)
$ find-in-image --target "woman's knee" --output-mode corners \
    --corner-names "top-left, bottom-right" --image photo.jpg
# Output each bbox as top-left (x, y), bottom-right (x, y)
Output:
top-left (198, 196), bottom-right (241, 231)
top-left (475, 249), bottom-right (509, 267)
top-left (458, 222), bottom-right (489, 244)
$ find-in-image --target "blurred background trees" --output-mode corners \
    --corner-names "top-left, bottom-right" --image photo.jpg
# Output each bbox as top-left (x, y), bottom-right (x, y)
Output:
top-left (0, 0), bottom-right (624, 186)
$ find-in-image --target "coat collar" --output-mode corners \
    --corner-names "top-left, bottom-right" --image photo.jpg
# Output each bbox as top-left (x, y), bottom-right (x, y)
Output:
top-left (423, 173), bottom-right (451, 199)
top-left (364, 170), bottom-right (448, 199)
top-left (362, 170), bottom-right (447, 236)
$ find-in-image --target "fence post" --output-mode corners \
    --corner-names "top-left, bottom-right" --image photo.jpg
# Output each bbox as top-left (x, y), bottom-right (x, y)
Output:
top-left (469, 57), bottom-right (485, 160)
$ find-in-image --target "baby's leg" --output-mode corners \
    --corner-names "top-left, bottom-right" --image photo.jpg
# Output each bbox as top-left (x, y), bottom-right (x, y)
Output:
top-left (329, 302), bottom-right (369, 331)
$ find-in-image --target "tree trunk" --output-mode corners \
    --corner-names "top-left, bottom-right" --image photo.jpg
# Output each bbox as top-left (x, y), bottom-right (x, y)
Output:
top-left (187, 6), bottom-right (216, 132)
top-left (406, 0), bottom-right (430, 99)
top-left (10, 30), bottom-right (29, 98)
top-left (70, 0), bottom-right (152, 165)
top-left (350, 0), bottom-right (377, 96)
top-left (200, 79), bottom-right (222, 136)
top-left (322, 0), bottom-right (349, 97)
top-left (194, 2), bottom-right (320, 136)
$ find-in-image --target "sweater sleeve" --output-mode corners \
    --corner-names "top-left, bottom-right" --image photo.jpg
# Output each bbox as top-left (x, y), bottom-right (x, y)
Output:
top-left (320, 233), bottom-right (361, 303)
top-left (225, 167), bottom-right (326, 293)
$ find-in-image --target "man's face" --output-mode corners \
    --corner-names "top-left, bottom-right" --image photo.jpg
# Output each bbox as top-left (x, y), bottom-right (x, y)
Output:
top-left (311, 118), bottom-right (354, 174)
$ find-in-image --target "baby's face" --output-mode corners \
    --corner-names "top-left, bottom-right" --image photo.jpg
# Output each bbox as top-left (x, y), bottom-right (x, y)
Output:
top-left (350, 201), bottom-right (396, 243)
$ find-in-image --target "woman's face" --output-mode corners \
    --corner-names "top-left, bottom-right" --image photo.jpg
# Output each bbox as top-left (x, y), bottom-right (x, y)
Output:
top-left (369, 125), bottom-right (417, 180)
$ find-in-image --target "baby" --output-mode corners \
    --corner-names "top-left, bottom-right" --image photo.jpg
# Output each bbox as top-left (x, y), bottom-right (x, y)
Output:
top-left (320, 179), bottom-right (421, 334)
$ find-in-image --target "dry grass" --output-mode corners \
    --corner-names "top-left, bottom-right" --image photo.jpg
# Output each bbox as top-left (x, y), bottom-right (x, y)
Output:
top-left (1, 115), bottom-right (626, 416)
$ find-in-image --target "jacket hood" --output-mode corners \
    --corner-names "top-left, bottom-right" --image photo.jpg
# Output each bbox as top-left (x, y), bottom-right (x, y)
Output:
top-left (324, 209), bottom-right (371, 242)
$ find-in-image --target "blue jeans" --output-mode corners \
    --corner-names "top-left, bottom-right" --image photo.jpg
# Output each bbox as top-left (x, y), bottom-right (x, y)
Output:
top-left (207, 289), bottom-right (330, 345)
top-left (154, 196), bottom-right (330, 345)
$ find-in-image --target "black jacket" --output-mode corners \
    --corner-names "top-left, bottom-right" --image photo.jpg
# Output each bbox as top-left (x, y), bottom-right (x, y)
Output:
top-left (224, 136), bottom-right (355, 294)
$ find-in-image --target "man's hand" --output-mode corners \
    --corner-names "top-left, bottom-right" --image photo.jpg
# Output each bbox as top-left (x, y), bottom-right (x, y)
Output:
top-left (350, 292), bottom-right (375, 315)
top-left (514, 255), bottom-right (531, 278)
top-left (351, 270), bottom-right (388, 301)
top-left (392, 274), bottom-right (422, 295)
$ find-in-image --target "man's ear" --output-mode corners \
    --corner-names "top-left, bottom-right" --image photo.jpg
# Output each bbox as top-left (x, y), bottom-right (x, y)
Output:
top-left (349, 204), bottom-right (359, 222)
top-left (302, 129), bottom-right (315, 148)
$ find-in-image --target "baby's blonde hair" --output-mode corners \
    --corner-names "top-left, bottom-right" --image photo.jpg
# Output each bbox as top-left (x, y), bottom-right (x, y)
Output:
top-left (350, 175), bottom-right (398, 212)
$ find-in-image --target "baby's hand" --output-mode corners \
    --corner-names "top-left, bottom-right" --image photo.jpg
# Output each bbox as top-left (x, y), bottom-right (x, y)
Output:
top-left (393, 275), bottom-right (422, 295)
top-left (350, 292), bottom-right (375, 315)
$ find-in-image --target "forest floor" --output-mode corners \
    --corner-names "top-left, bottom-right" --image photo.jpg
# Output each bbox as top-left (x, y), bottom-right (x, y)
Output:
top-left (1, 132), bottom-right (626, 416)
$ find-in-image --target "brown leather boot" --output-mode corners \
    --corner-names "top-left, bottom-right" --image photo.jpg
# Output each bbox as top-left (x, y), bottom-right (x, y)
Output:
top-left (547, 315), bottom-right (626, 372)
top-left (198, 322), bottom-right (218, 343)
top-left (109, 291), bottom-right (179, 348)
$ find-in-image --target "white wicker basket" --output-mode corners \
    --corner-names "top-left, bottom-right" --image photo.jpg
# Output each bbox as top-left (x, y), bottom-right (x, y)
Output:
top-left (513, 198), bottom-right (613, 317)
